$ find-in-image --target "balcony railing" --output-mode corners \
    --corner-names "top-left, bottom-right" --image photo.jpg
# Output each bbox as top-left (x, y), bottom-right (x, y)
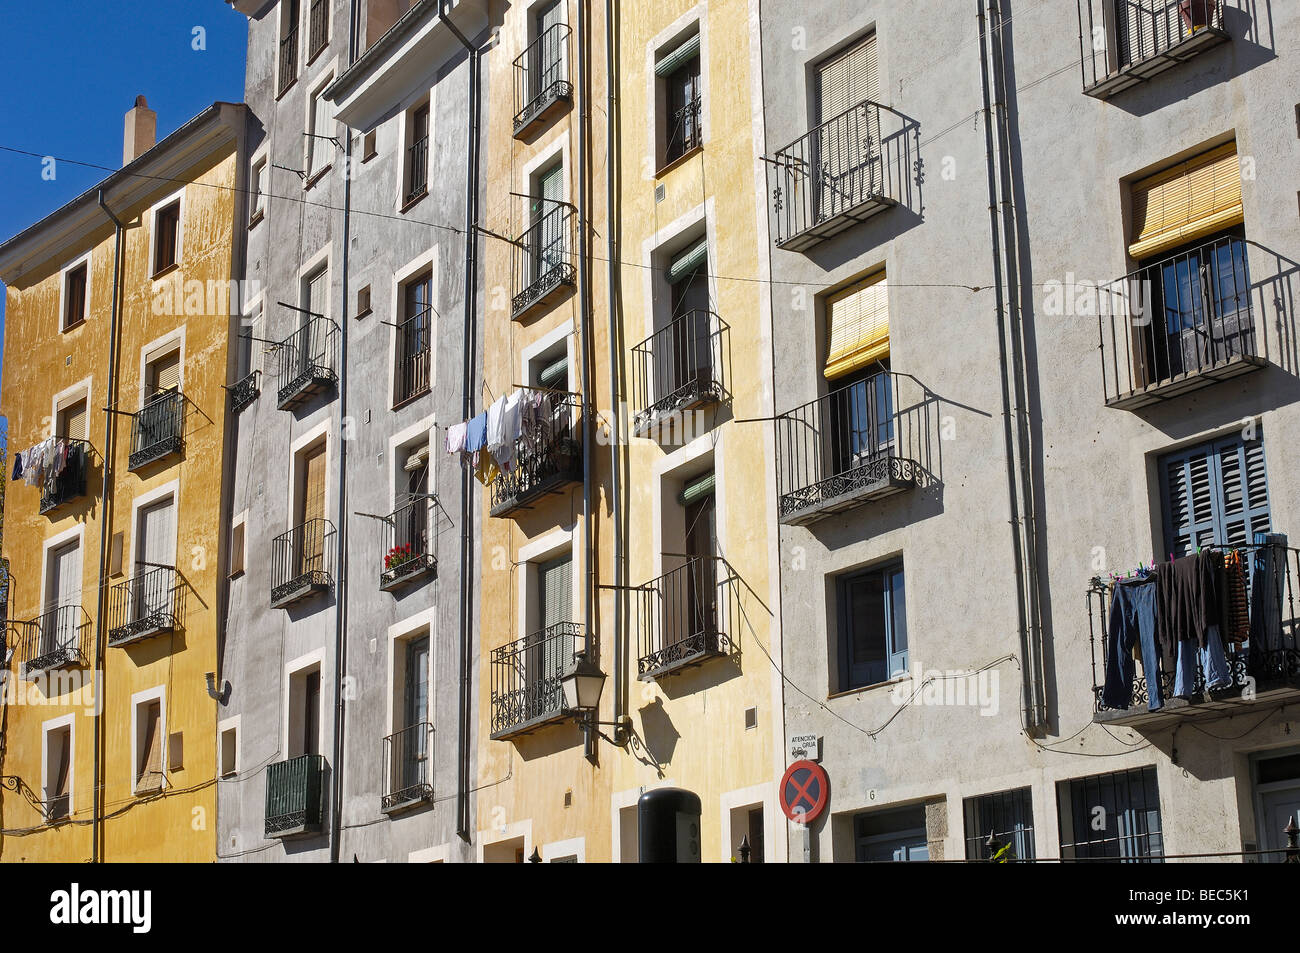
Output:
top-left (1099, 235), bottom-right (1265, 409)
top-left (1078, 0), bottom-right (1231, 98)
top-left (265, 753), bottom-right (326, 837)
top-left (665, 97), bottom-right (703, 166)
top-left (490, 621), bottom-right (586, 739)
top-left (230, 370), bottom-right (260, 414)
top-left (1088, 536), bottom-right (1300, 728)
top-left (128, 392), bottom-right (184, 471)
top-left (107, 565), bottom-right (178, 648)
top-left (279, 24), bottom-right (299, 95)
top-left (380, 498), bottom-right (436, 591)
top-left (382, 722), bottom-right (434, 811)
top-left (768, 100), bottom-right (913, 252)
top-left (635, 556), bottom-right (740, 680)
top-left (631, 310), bottom-right (730, 433)
top-left (271, 518), bottom-right (335, 608)
top-left (512, 205), bottom-right (575, 321)
top-left (775, 370), bottom-right (929, 526)
top-left (489, 388), bottom-right (583, 518)
top-left (404, 132), bottom-right (428, 207)
top-left (394, 305), bottom-right (432, 405)
top-left (276, 316), bottom-right (339, 410)
top-left (39, 440), bottom-right (92, 515)
top-left (308, 0), bottom-right (329, 60)
top-left (12, 605), bottom-right (90, 681)
top-left (513, 22), bottom-right (573, 137)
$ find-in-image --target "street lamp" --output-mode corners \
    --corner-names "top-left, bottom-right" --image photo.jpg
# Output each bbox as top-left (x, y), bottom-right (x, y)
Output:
top-left (560, 652), bottom-right (629, 762)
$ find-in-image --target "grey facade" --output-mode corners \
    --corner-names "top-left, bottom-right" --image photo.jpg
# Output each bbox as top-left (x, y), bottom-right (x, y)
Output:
top-left (218, 0), bottom-right (485, 863)
top-left (761, 0), bottom-right (1300, 862)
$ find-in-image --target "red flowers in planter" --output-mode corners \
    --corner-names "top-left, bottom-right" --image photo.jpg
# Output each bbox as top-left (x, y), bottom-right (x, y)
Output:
top-left (385, 543), bottom-right (417, 570)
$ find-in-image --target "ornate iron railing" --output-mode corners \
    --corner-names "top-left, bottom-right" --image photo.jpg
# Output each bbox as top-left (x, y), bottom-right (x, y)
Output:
top-left (631, 310), bottom-right (730, 431)
top-left (404, 130), bottom-right (428, 206)
top-left (1098, 235), bottom-right (1263, 408)
top-left (128, 392), bottom-right (184, 471)
top-left (488, 388), bottom-right (583, 517)
top-left (1088, 536), bottom-right (1300, 719)
top-left (382, 722), bottom-right (434, 810)
top-left (666, 96), bottom-right (702, 165)
top-left (394, 304), bottom-right (432, 405)
top-left (265, 753), bottom-right (326, 836)
top-left (380, 498), bottom-right (436, 590)
top-left (490, 621), bottom-right (586, 738)
top-left (271, 518), bottom-right (335, 607)
top-left (635, 556), bottom-right (740, 679)
top-left (12, 605), bottom-right (90, 681)
top-left (275, 316), bottom-right (339, 410)
top-left (230, 370), bottom-right (260, 414)
top-left (513, 22), bottom-right (572, 135)
top-left (775, 370), bottom-right (930, 525)
top-left (308, 0), bottom-right (329, 59)
top-left (511, 205), bottom-right (575, 320)
top-left (107, 565), bottom-right (178, 647)
top-left (279, 23), bottom-right (299, 94)
top-left (1078, 0), bottom-right (1230, 96)
top-left (768, 100), bottom-right (913, 251)
top-left (39, 440), bottom-right (92, 515)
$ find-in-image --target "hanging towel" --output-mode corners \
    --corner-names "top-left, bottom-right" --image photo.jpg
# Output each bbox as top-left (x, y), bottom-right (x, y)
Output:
top-left (446, 421), bottom-right (468, 454)
top-left (486, 395), bottom-right (509, 453)
top-left (464, 412), bottom-right (488, 454)
top-left (496, 391), bottom-right (525, 474)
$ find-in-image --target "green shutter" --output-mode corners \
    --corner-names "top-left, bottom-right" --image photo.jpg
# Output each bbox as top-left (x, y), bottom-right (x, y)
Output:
top-left (538, 356), bottom-right (569, 390)
top-left (666, 238), bottom-right (708, 285)
top-left (537, 554), bottom-right (573, 629)
top-left (1160, 435), bottom-right (1270, 558)
top-left (655, 32), bottom-right (701, 78)
top-left (678, 471), bottom-right (716, 506)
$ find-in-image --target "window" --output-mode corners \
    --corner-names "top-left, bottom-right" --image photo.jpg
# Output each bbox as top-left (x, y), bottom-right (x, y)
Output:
top-left (237, 316), bottom-right (256, 381)
top-left (292, 439), bottom-right (329, 583)
top-left (963, 787), bottom-right (1035, 860)
top-left (387, 630), bottom-right (431, 806)
top-left (43, 540), bottom-right (82, 658)
top-left (152, 200), bottom-right (181, 276)
top-left (395, 271), bottom-right (433, 405)
top-left (1058, 766), bottom-right (1164, 861)
top-left (1159, 433), bottom-right (1269, 557)
top-left (134, 695), bottom-right (165, 794)
top-left (288, 664), bottom-right (322, 758)
top-left (356, 284), bottom-right (373, 318)
top-left (388, 438), bottom-right (432, 580)
top-left (43, 719), bottom-right (73, 821)
top-left (219, 722), bottom-right (239, 778)
top-left (62, 260), bottom-right (88, 330)
top-left (362, 129), bottom-right (378, 162)
top-left (404, 102), bottom-right (430, 206)
top-left (530, 160), bottom-right (564, 280)
top-left (533, 0), bottom-right (565, 92)
top-left (660, 236), bottom-right (713, 404)
top-left (57, 397), bottom-right (88, 442)
top-left (728, 804), bottom-right (765, 863)
top-left (308, 0), bottom-right (329, 60)
top-left (307, 81), bottom-right (334, 181)
top-left (250, 158), bottom-right (268, 224)
top-left (656, 30), bottom-right (702, 167)
top-left (853, 805), bottom-right (928, 862)
top-left (814, 34), bottom-right (881, 220)
top-left (836, 560), bottom-right (906, 691)
top-left (529, 552), bottom-right (574, 713)
top-left (279, 0), bottom-right (301, 93)
top-left (230, 516), bottom-right (247, 579)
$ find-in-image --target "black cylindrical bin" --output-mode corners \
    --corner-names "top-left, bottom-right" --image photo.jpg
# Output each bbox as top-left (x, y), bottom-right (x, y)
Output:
top-left (638, 787), bottom-right (702, 863)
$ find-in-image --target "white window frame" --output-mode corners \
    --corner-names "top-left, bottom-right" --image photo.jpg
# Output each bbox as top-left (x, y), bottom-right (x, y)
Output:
top-left (41, 713), bottom-right (76, 820)
top-left (138, 327), bottom-right (186, 409)
top-left (304, 67), bottom-right (337, 186)
top-left (386, 606), bottom-right (437, 739)
top-left (283, 648), bottom-right (327, 759)
top-left (130, 684), bottom-right (168, 795)
top-left (126, 479), bottom-right (181, 573)
top-left (58, 251), bottom-right (93, 331)
top-left (389, 250), bottom-right (439, 407)
top-left (50, 377), bottom-right (94, 441)
top-left (218, 714), bottom-right (241, 778)
top-left (516, 526), bottom-right (580, 639)
top-left (147, 187), bottom-right (186, 279)
top-left (396, 89), bottom-right (435, 211)
top-left (249, 149), bottom-right (270, 225)
top-left (645, 7), bottom-right (709, 175)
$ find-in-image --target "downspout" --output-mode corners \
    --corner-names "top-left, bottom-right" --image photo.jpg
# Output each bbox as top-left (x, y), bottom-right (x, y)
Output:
top-left (604, 0), bottom-right (624, 739)
top-left (93, 189), bottom-right (126, 863)
top-left (441, 0), bottom-right (480, 843)
top-left (976, 2), bottom-right (1036, 732)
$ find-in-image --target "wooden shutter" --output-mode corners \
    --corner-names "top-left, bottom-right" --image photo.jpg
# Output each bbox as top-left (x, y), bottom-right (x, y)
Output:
top-left (230, 521), bottom-right (246, 577)
top-left (149, 350), bottom-right (181, 395)
top-left (1160, 435), bottom-right (1270, 558)
top-left (307, 267), bottom-right (329, 320)
top-left (139, 497), bottom-right (177, 568)
top-left (65, 264), bottom-right (87, 328)
top-left (58, 398), bottom-right (88, 441)
top-left (817, 33), bottom-right (878, 124)
top-left (1129, 143), bottom-right (1243, 260)
top-left (139, 700), bottom-right (162, 788)
top-left (309, 90), bottom-right (331, 176)
top-left (53, 728), bottom-right (71, 801)
top-left (537, 554), bottom-right (572, 629)
top-left (301, 443), bottom-right (327, 525)
top-left (47, 542), bottom-right (81, 613)
top-left (825, 272), bottom-right (890, 379)
top-left (537, 162), bottom-right (563, 216)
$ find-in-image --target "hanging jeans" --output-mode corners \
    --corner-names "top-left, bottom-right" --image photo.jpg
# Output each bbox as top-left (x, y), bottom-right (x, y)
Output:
top-left (1103, 578), bottom-right (1163, 711)
top-left (1173, 624), bottom-right (1233, 697)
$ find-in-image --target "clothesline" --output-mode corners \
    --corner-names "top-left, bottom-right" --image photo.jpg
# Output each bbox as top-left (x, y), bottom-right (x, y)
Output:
top-left (445, 386), bottom-right (567, 487)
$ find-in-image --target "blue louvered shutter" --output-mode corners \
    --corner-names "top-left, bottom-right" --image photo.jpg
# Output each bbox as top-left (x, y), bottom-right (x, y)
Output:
top-left (1160, 435), bottom-right (1270, 558)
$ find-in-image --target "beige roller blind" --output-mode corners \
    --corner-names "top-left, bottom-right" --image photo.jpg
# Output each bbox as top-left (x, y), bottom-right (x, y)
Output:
top-left (825, 272), bottom-right (890, 379)
top-left (301, 443), bottom-right (327, 526)
top-left (817, 33), bottom-right (878, 124)
top-left (149, 350), bottom-right (181, 395)
top-left (58, 398), bottom-right (88, 441)
top-left (1129, 143), bottom-right (1243, 261)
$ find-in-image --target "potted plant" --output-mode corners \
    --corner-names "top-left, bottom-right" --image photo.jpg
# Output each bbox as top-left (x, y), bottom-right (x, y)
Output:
top-left (385, 543), bottom-right (416, 573)
top-left (1180, 0), bottom-right (1215, 32)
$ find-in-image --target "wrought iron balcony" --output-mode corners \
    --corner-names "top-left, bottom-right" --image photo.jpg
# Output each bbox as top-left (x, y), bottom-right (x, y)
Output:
top-left (394, 304), bottom-right (432, 406)
top-left (767, 100), bottom-right (913, 252)
top-left (382, 722), bottom-right (434, 812)
top-left (1098, 235), bottom-right (1265, 409)
top-left (379, 498), bottom-right (436, 591)
top-left (128, 392), bottom-right (184, 471)
top-left (271, 518), bottom-right (335, 608)
top-left (1078, 0), bottom-right (1231, 99)
top-left (39, 440), bottom-right (92, 515)
top-left (265, 753), bottom-right (326, 837)
top-left (512, 205), bottom-right (575, 321)
top-left (404, 131), bottom-right (428, 207)
top-left (775, 371), bottom-right (927, 526)
top-left (1088, 537), bottom-right (1300, 729)
top-left (230, 370), bottom-right (260, 414)
top-left (107, 565), bottom-right (179, 648)
top-left (631, 310), bottom-right (730, 434)
top-left (308, 0), bottom-right (329, 60)
top-left (13, 605), bottom-right (90, 681)
top-left (490, 621), bottom-right (586, 739)
top-left (635, 556), bottom-right (740, 680)
top-left (276, 316), bottom-right (339, 410)
top-left (279, 24), bottom-right (299, 95)
top-left (513, 22), bottom-right (572, 137)
top-left (489, 388), bottom-right (583, 518)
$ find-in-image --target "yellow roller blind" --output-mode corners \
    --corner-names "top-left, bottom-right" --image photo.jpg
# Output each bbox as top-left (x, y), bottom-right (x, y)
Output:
top-left (824, 272), bottom-right (889, 379)
top-left (149, 350), bottom-right (181, 394)
top-left (1129, 143), bottom-right (1243, 261)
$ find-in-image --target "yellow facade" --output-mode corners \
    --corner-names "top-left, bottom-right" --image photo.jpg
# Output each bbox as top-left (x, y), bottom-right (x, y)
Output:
top-left (0, 104), bottom-right (247, 862)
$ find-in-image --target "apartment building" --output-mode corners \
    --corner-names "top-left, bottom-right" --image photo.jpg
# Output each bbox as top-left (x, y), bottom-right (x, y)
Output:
top-left (0, 100), bottom-right (249, 861)
top-left (761, 0), bottom-right (1300, 862)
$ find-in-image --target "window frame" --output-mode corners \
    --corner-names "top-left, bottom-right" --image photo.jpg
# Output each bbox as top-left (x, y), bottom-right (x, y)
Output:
top-left (962, 786), bottom-right (1036, 861)
top-left (1057, 766), bottom-right (1165, 862)
top-left (59, 253), bottom-right (91, 331)
top-left (148, 190), bottom-right (185, 279)
top-left (835, 558), bottom-right (907, 692)
top-left (41, 713), bottom-right (76, 822)
top-left (130, 685), bottom-right (168, 796)
top-left (1158, 430), bottom-right (1270, 558)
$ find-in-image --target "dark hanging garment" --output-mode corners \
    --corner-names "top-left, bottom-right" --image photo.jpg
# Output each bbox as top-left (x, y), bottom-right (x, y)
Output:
top-left (11, 453), bottom-right (21, 481)
top-left (1249, 535), bottom-right (1287, 659)
top-left (1102, 576), bottom-right (1162, 711)
top-left (1221, 549), bottom-right (1250, 645)
top-left (1155, 552), bottom-right (1223, 672)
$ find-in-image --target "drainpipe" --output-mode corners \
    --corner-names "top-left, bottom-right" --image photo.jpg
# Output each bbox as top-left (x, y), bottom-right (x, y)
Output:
top-left (93, 189), bottom-right (126, 863)
top-left (441, 0), bottom-right (481, 843)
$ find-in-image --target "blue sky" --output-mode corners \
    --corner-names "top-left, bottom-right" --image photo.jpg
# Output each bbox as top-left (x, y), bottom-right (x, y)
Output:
top-left (0, 2), bottom-right (249, 417)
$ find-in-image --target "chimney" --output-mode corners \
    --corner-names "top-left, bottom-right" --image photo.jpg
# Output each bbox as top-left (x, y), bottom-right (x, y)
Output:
top-left (123, 95), bottom-right (157, 165)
